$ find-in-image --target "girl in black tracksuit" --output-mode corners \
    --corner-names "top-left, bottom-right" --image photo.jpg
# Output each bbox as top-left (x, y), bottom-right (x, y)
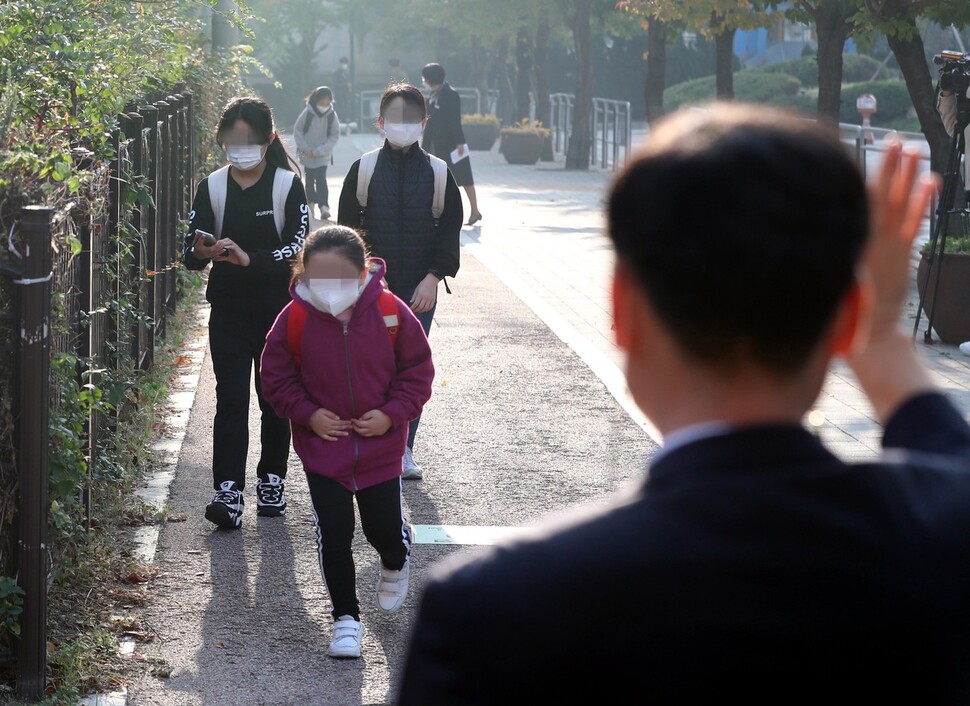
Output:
top-left (338, 83), bottom-right (461, 480)
top-left (182, 96), bottom-right (309, 529)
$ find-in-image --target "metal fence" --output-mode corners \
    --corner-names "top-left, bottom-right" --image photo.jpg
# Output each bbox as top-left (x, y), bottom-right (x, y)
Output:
top-left (549, 94), bottom-right (633, 170)
top-left (0, 89), bottom-right (194, 700)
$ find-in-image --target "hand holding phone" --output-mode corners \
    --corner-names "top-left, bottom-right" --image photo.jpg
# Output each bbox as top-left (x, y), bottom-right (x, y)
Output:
top-left (195, 229), bottom-right (217, 247)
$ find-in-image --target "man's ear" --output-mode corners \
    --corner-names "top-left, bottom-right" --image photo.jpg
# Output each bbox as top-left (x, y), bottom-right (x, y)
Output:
top-left (829, 276), bottom-right (871, 356)
top-left (612, 262), bottom-right (635, 352)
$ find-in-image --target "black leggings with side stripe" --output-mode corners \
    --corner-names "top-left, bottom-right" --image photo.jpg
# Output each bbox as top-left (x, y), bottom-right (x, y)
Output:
top-left (305, 473), bottom-right (411, 621)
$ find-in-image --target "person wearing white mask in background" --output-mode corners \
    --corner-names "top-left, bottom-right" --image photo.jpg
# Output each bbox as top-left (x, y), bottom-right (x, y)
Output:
top-left (259, 225), bottom-right (434, 658)
top-left (338, 83), bottom-right (462, 481)
top-left (183, 96), bottom-right (310, 530)
top-left (294, 85), bottom-right (340, 221)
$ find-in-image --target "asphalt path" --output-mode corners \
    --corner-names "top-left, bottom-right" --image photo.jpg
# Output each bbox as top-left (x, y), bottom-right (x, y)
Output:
top-left (125, 242), bottom-right (655, 705)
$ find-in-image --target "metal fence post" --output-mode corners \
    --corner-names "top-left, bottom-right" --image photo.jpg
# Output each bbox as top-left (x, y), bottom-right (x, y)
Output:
top-left (154, 99), bottom-right (171, 337)
top-left (184, 90), bottom-right (195, 199)
top-left (121, 112), bottom-right (146, 369)
top-left (15, 206), bottom-right (53, 701)
top-left (141, 103), bottom-right (159, 368)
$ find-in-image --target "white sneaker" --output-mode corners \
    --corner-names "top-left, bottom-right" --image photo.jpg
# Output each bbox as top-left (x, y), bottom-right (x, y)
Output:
top-left (377, 559), bottom-right (410, 613)
top-left (402, 448), bottom-right (423, 480)
top-left (960, 341), bottom-right (970, 356)
top-left (320, 205), bottom-right (331, 220)
top-left (328, 616), bottom-right (364, 659)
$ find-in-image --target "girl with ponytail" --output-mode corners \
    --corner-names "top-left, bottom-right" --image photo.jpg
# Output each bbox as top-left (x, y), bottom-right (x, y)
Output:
top-left (182, 95), bottom-right (310, 530)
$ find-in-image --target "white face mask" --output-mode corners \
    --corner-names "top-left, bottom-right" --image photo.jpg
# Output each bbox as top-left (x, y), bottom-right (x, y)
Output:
top-left (226, 145), bottom-right (265, 171)
top-left (305, 279), bottom-right (362, 316)
top-left (383, 122), bottom-right (423, 148)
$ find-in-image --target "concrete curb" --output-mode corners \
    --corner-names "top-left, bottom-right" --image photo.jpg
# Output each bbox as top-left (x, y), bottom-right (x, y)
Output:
top-left (80, 301), bottom-right (210, 706)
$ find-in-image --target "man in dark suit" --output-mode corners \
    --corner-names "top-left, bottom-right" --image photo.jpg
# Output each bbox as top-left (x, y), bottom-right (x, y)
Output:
top-left (397, 104), bottom-right (970, 704)
top-left (421, 62), bottom-right (482, 225)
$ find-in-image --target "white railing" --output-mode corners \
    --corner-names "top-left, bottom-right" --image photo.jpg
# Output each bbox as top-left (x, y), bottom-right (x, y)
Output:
top-left (549, 93), bottom-right (633, 170)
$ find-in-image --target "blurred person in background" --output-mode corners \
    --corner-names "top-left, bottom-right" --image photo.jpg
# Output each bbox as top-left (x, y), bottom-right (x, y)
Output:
top-left (294, 86), bottom-right (340, 220)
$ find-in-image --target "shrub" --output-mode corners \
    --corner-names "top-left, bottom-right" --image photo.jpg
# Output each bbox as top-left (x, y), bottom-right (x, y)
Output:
top-left (664, 72), bottom-right (803, 112)
top-left (839, 80), bottom-right (912, 126)
top-left (500, 118), bottom-right (551, 137)
top-left (759, 54), bottom-right (893, 88)
top-left (463, 113), bottom-right (502, 127)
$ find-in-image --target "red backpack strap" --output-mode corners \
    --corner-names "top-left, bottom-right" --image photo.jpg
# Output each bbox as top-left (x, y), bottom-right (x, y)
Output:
top-left (377, 289), bottom-right (400, 348)
top-left (286, 302), bottom-right (307, 368)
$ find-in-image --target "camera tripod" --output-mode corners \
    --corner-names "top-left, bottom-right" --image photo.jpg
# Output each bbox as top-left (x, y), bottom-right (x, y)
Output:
top-left (912, 89), bottom-right (970, 344)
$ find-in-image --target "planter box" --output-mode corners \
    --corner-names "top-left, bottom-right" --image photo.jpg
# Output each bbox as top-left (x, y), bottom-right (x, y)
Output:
top-left (464, 123), bottom-right (500, 151)
top-left (500, 132), bottom-right (544, 165)
top-left (916, 250), bottom-right (970, 344)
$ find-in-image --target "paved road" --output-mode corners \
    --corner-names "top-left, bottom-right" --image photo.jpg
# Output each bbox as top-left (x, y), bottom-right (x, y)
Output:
top-left (124, 135), bottom-right (654, 706)
top-left (122, 125), bottom-right (970, 705)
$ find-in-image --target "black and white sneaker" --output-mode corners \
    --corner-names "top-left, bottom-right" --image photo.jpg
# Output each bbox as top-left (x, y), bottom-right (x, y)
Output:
top-left (205, 480), bottom-right (244, 529)
top-left (256, 473), bottom-right (287, 517)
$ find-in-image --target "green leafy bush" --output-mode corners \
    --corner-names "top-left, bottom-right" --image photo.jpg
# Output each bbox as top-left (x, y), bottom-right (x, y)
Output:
top-left (759, 54), bottom-right (894, 88)
top-left (0, 1), bottom-right (255, 700)
top-left (664, 72), bottom-right (804, 112)
top-left (838, 80), bottom-right (913, 126)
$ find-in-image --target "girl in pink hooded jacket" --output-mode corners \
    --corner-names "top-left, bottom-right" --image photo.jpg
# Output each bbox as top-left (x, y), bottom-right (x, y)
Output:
top-left (260, 225), bottom-right (433, 659)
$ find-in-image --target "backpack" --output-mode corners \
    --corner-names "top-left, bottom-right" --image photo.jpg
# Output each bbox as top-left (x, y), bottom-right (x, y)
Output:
top-left (356, 147), bottom-right (447, 223)
top-left (301, 109), bottom-right (338, 166)
top-left (207, 165), bottom-right (295, 240)
top-left (286, 288), bottom-right (401, 368)
top-left (302, 108), bottom-right (337, 137)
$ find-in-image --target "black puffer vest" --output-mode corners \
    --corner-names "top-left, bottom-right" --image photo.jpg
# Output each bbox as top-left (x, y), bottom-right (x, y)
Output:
top-left (360, 142), bottom-right (437, 293)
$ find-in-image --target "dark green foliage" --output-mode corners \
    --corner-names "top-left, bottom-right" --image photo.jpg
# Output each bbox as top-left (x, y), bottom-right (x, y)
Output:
top-left (759, 54), bottom-right (894, 88)
top-left (838, 80), bottom-right (914, 126)
top-left (665, 71), bottom-right (804, 112)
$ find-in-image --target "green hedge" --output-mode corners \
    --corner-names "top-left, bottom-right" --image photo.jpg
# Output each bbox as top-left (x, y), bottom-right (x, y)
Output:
top-left (837, 80), bottom-right (913, 125)
top-left (663, 66), bottom-right (912, 128)
top-left (665, 72), bottom-right (803, 112)
top-left (759, 54), bottom-right (892, 88)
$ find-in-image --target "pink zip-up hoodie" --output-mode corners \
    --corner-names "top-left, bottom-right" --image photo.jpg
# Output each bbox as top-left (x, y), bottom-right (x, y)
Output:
top-left (260, 258), bottom-right (434, 491)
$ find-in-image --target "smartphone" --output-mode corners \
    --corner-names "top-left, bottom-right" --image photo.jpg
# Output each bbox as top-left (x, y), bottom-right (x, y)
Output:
top-left (195, 229), bottom-right (217, 247)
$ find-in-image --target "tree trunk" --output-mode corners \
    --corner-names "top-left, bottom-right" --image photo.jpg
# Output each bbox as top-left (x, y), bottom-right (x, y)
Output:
top-left (813, 2), bottom-right (852, 124)
top-left (566, 0), bottom-right (593, 169)
top-left (645, 15), bottom-right (666, 125)
top-left (535, 9), bottom-right (551, 128)
top-left (470, 37), bottom-right (489, 113)
top-left (886, 20), bottom-right (950, 176)
top-left (496, 37), bottom-right (517, 125)
top-left (714, 22), bottom-right (736, 100)
top-left (535, 10), bottom-right (553, 160)
top-left (212, 0), bottom-right (238, 52)
top-left (515, 28), bottom-right (534, 122)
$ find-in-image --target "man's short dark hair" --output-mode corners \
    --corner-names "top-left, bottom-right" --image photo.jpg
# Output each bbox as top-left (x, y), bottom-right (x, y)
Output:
top-left (421, 63), bottom-right (446, 86)
top-left (608, 103), bottom-right (869, 375)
